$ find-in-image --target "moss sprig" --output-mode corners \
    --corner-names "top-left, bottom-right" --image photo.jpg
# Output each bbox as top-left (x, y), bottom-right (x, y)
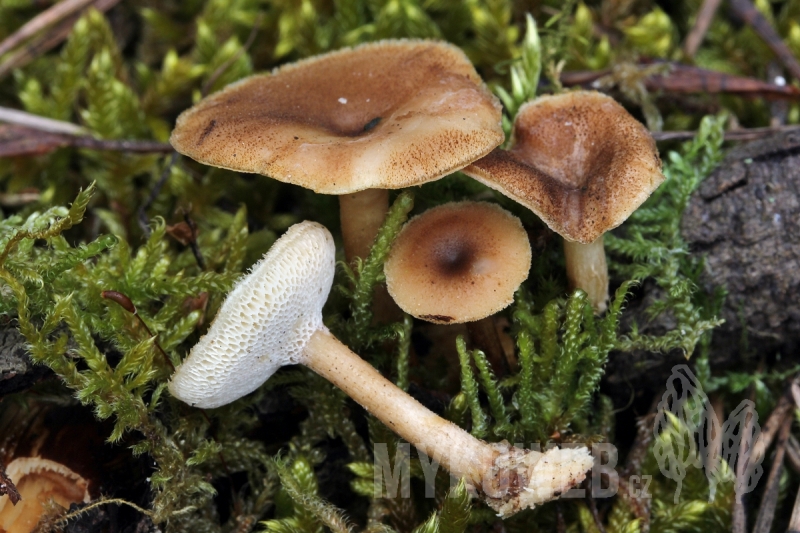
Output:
top-left (607, 115), bottom-right (727, 357)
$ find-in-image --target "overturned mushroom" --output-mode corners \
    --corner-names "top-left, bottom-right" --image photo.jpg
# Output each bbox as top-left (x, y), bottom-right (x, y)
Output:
top-left (170, 40), bottom-right (504, 263)
top-left (169, 221), bottom-right (591, 516)
top-left (0, 457), bottom-right (90, 533)
top-left (384, 201), bottom-right (531, 324)
top-left (463, 91), bottom-right (664, 313)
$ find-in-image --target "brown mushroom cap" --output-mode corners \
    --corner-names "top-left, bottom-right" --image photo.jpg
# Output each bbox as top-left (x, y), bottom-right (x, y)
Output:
top-left (0, 457), bottom-right (90, 533)
top-left (171, 40), bottom-right (503, 194)
top-left (384, 201), bottom-right (531, 324)
top-left (463, 91), bottom-right (664, 243)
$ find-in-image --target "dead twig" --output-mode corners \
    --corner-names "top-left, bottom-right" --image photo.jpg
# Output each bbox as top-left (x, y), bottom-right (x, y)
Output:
top-left (0, 124), bottom-right (173, 158)
top-left (728, 0), bottom-right (800, 82)
top-left (0, 463), bottom-right (21, 505)
top-left (788, 455), bottom-right (800, 533)
top-left (684, 0), bottom-right (724, 59)
top-left (0, 0), bottom-right (96, 57)
top-left (733, 363), bottom-right (761, 533)
top-left (786, 435), bottom-right (800, 475)
top-left (562, 63), bottom-right (800, 100)
top-left (751, 415), bottom-right (792, 533)
top-left (750, 391), bottom-right (793, 468)
top-left (651, 124), bottom-right (800, 142)
top-left (181, 209), bottom-right (206, 271)
top-left (0, 0), bottom-right (121, 81)
top-left (0, 106), bottom-right (86, 135)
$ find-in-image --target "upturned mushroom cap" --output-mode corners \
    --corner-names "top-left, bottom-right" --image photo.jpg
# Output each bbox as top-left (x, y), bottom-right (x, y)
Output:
top-left (169, 221), bottom-right (335, 408)
top-left (463, 91), bottom-right (664, 243)
top-left (384, 201), bottom-right (531, 324)
top-left (0, 457), bottom-right (90, 533)
top-left (170, 40), bottom-right (504, 194)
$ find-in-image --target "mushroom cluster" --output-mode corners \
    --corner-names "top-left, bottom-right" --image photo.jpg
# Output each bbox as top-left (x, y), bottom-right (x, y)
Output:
top-left (169, 40), bottom-right (666, 518)
top-left (169, 221), bottom-right (592, 517)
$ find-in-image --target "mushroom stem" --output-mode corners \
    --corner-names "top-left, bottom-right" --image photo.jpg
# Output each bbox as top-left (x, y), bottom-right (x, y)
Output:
top-left (339, 188), bottom-right (389, 263)
top-left (303, 327), bottom-right (593, 516)
top-left (466, 317), bottom-right (509, 375)
top-left (563, 236), bottom-right (609, 314)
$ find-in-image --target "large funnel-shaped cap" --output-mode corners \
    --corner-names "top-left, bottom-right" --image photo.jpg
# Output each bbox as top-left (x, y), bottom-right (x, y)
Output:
top-left (464, 91), bottom-right (664, 243)
top-left (170, 40), bottom-right (504, 194)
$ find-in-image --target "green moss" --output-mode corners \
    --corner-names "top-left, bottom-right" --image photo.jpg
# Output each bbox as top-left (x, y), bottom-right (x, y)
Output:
top-left (0, 1), bottom-right (790, 532)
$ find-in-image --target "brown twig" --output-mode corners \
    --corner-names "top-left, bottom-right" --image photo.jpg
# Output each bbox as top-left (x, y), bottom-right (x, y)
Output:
top-left (0, 0), bottom-right (121, 80)
top-left (733, 364), bottom-right (762, 533)
top-left (0, 106), bottom-right (86, 135)
top-left (100, 290), bottom-right (176, 373)
top-left (182, 210), bottom-right (206, 271)
top-left (651, 124), bottom-right (800, 142)
top-left (751, 415), bottom-right (792, 533)
top-left (728, 0), bottom-right (800, 82)
top-left (0, 124), bottom-right (174, 158)
top-left (0, 0), bottom-right (96, 57)
top-left (786, 435), bottom-right (800, 475)
top-left (683, 0), bottom-right (724, 59)
top-left (70, 136), bottom-right (174, 153)
top-left (561, 63), bottom-right (800, 100)
top-left (0, 463), bottom-right (21, 505)
top-left (788, 483), bottom-right (800, 533)
top-left (750, 391), bottom-right (793, 468)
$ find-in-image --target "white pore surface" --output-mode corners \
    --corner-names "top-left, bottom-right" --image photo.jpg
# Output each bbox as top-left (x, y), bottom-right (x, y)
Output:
top-left (169, 221), bottom-right (336, 408)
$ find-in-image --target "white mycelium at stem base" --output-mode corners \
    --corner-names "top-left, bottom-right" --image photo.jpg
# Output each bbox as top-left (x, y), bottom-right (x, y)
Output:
top-left (169, 221), bottom-right (593, 517)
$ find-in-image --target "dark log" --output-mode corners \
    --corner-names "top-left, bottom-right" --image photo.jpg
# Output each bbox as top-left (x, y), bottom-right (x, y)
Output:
top-left (682, 129), bottom-right (800, 356)
top-left (606, 130), bottom-right (800, 391)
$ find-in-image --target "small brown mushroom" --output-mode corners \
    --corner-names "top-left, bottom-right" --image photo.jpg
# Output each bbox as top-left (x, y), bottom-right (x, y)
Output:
top-left (171, 39), bottom-right (504, 263)
top-left (0, 457), bottom-right (90, 533)
top-left (463, 91), bottom-right (664, 313)
top-left (384, 201), bottom-right (531, 324)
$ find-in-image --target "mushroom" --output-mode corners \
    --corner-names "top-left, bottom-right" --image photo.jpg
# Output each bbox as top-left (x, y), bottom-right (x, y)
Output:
top-left (463, 91), bottom-right (664, 313)
top-left (384, 201), bottom-right (530, 324)
top-left (170, 39), bottom-right (504, 263)
top-left (0, 457), bottom-right (90, 533)
top-left (169, 221), bottom-right (592, 517)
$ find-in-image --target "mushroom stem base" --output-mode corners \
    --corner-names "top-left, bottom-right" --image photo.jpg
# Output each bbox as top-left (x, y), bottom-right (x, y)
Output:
top-left (564, 237), bottom-right (608, 314)
top-left (302, 328), bottom-right (593, 516)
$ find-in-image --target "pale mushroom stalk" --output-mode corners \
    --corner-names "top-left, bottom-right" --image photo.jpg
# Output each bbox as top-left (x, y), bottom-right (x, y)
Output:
top-left (339, 189), bottom-right (389, 263)
top-left (563, 237), bottom-right (609, 314)
top-left (169, 221), bottom-right (592, 518)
